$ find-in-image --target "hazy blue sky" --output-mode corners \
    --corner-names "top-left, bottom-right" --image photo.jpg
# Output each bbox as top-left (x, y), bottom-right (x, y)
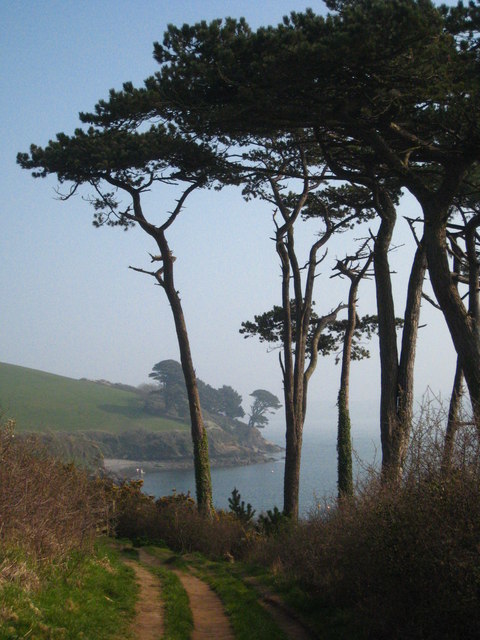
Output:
top-left (1, 1), bottom-right (459, 432)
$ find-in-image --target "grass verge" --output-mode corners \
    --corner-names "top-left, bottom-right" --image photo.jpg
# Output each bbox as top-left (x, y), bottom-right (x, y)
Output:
top-left (0, 540), bottom-right (137, 640)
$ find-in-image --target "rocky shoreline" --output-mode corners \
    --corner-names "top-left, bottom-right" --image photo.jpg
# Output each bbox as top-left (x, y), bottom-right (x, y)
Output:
top-left (97, 421), bottom-right (284, 480)
top-left (104, 451), bottom-right (283, 478)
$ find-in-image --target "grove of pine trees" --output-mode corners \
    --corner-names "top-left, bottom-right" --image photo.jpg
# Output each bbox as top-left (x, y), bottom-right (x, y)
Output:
top-left (18, 0), bottom-right (480, 519)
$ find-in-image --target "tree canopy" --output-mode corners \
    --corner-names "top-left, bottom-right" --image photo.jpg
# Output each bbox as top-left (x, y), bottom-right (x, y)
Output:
top-left (149, 360), bottom-right (244, 420)
top-left (241, 303), bottom-right (381, 362)
top-left (248, 390), bottom-right (282, 429)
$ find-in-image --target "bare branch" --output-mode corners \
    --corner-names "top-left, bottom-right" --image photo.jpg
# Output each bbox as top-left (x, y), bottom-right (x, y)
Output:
top-left (98, 174), bottom-right (164, 235)
top-left (54, 183), bottom-right (79, 201)
top-left (422, 291), bottom-right (441, 310)
top-left (278, 351), bottom-right (286, 379)
top-left (304, 302), bottom-right (348, 384)
top-left (160, 181), bottom-right (199, 232)
top-left (128, 265), bottom-right (157, 277)
top-left (404, 216), bottom-right (422, 248)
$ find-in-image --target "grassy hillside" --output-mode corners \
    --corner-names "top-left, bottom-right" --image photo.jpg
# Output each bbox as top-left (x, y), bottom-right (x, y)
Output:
top-left (0, 362), bottom-right (187, 434)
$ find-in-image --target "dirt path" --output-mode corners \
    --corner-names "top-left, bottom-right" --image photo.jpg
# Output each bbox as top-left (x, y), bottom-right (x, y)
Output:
top-left (138, 548), bottom-right (234, 640)
top-left (175, 571), bottom-right (235, 640)
top-left (126, 547), bottom-right (317, 640)
top-left (124, 559), bottom-right (164, 640)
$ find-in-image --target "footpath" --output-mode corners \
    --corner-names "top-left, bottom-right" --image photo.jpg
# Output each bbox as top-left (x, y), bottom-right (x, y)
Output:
top-left (122, 545), bottom-right (318, 640)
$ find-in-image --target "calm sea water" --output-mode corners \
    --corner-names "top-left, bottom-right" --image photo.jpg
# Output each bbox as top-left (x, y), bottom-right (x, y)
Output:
top-left (141, 422), bottom-right (380, 517)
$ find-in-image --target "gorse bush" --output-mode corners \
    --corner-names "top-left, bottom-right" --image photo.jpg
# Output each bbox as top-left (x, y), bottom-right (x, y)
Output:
top-left (112, 484), bottom-right (250, 558)
top-left (0, 419), bottom-right (108, 565)
top-left (108, 478), bottom-right (160, 544)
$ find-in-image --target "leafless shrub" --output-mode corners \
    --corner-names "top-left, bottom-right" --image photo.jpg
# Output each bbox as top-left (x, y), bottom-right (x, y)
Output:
top-left (405, 389), bottom-right (480, 480)
top-left (247, 396), bottom-right (480, 639)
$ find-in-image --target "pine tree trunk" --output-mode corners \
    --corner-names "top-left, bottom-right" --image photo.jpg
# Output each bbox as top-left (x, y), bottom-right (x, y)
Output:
top-left (155, 233), bottom-right (213, 516)
top-left (337, 387), bottom-right (353, 498)
top-left (395, 241), bottom-right (427, 466)
top-left (374, 191), bottom-right (426, 482)
top-left (373, 197), bottom-right (401, 481)
top-left (423, 218), bottom-right (480, 425)
top-left (442, 358), bottom-right (464, 473)
top-left (337, 280), bottom-right (357, 498)
top-left (283, 415), bottom-right (303, 519)
top-left (278, 236), bottom-right (302, 519)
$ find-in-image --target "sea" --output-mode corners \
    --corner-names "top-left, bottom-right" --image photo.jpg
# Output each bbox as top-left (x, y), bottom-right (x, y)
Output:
top-left (141, 418), bottom-right (381, 517)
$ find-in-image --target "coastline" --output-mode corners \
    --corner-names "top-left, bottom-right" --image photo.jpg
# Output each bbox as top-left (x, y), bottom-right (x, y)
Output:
top-left (104, 452), bottom-right (283, 477)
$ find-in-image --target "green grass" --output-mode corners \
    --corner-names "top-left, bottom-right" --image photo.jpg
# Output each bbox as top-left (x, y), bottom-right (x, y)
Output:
top-left (0, 541), bottom-right (138, 640)
top-left (199, 562), bottom-right (287, 640)
top-left (151, 566), bottom-right (193, 640)
top-left (229, 560), bottom-right (365, 640)
top-left (195, 559), bottom-right (288, 640)
top-left (0, 362), bottom-right (187, 434)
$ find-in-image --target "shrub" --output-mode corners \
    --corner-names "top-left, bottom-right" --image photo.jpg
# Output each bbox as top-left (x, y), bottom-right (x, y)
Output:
top-left (248, 400), bottom-right (480, 640)
top-left (228, 487), bottom-right (256, 524)
top-left (154, 493), bottom-right (249, 558)
top-left (0, 419), bottom-right (108, 565)
top-left (256, 506), bottom-right (290, 537)
top-left (107, 479), bottom-right (159, 544)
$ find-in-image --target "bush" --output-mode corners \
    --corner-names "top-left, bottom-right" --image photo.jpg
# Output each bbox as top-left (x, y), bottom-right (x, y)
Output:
top-left (257, 506), bottom-right (291, 537)
top-left (228, 487), bottom-right (256, 524)
top-left (109, 484), bottom-right (251, 559)
top-left (248, 402), bottom-right (480, 640)
top-left (0, 419), bottom-right (108, 564)
top-left (108, 479), bottom-right (159, 544)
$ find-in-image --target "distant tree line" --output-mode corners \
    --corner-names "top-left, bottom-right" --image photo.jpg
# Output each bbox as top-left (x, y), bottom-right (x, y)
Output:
top-left (147, 359), bottom-right (281, 429)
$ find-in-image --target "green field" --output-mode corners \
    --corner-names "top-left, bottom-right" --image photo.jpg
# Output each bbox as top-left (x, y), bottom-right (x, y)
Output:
top-left (0, 362), bottom-right (187, 434)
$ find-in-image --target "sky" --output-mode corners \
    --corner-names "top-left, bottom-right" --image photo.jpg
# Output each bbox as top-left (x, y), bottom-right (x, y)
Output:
top-left (1, 0), bottom-right (460, 435)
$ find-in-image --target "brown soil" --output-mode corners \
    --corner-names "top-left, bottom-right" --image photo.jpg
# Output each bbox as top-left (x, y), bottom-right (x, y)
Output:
top-left (124, 559), bottom-right (163, 640)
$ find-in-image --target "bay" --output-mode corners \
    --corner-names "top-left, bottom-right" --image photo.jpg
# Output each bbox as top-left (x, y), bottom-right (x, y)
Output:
top-left (141, 423), bottom-right (380, 517)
